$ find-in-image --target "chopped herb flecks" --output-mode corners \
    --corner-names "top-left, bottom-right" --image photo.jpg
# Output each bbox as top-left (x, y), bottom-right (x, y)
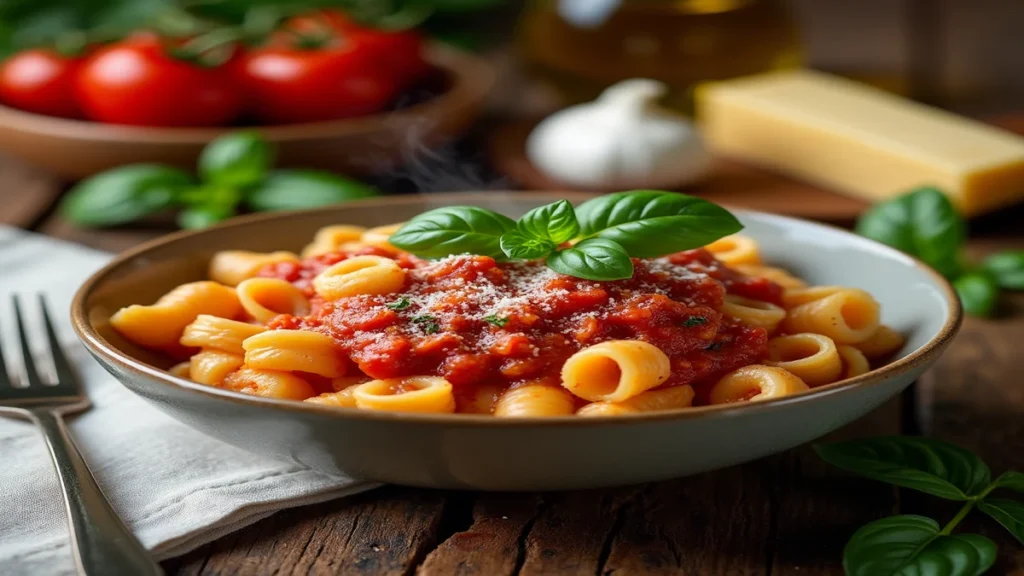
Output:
top-left (483, 314), bottom-right (509, 328)
top-left (683, 316), bottom-right (707, 327)
top-left (386, 297), bottom-right (411, 310)
top-left (411, 315), bottom-right (440, 334)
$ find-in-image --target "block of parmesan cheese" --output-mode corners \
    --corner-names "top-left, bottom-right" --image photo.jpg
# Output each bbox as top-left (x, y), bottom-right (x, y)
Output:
top-left (696, 70), bottom-right (1024, 216)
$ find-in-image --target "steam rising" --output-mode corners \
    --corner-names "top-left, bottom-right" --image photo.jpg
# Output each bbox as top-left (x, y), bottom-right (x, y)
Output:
top-left (375, 117), bottom-right (511, 194)
top-left (352, 84), bottom-right (512, 195)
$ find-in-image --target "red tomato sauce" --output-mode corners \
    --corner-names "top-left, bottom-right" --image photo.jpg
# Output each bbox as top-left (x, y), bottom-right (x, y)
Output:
top-left (260, 249), bottom-right (778, 406)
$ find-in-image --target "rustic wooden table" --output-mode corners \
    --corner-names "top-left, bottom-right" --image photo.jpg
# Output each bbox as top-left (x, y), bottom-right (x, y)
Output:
top-left (3, 156), bottom-right (1023, 575)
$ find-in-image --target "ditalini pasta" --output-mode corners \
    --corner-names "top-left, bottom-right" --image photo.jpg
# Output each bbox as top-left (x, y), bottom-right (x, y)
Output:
top-left (301, 225), bottom-right (367, 258)
top-left (180, 315), bottom-right (266, 354)
top-left (494, 384), bottom-right (576, 417)
top-left (208, 250), bottom-right (299, 287)
top-left (854, 325), bottom-right (906, 359)
top-left (236, 278), bottom-right (310, 323)
top-left (111, 281), bottom-right (240, 351)
top-left (110, 222), bottom-right (903, 415)
top-left (705, 234), bottom-right (761, 266)
top-left (766, 333), bottom-right (842, 386)
top-left (312, 255), bottom-right (406, 300)
top-left (353, 377), bottom-right (456, 413)
top-left (189, 350), bottom-right (245, 386)
top-left (242, 330), bottom-right (347, 378)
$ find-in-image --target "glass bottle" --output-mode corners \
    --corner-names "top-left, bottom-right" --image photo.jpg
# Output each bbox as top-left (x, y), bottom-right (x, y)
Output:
top-left (517, 0), bottom-right (803, 113)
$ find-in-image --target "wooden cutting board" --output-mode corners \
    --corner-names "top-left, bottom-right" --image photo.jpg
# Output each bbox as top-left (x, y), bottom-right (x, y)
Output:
top-left (488, 114), bottom-right (1024, 222)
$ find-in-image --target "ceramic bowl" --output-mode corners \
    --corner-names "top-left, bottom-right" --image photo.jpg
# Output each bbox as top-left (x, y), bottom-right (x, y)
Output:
top-left (70, 192), bottom-right (961, 490)
top-left (0, 44), bottom-right (493, 179)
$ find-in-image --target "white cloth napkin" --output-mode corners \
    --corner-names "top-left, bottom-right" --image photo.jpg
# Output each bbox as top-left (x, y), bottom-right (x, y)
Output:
top-left (0, 226), bottom-right (376, 576)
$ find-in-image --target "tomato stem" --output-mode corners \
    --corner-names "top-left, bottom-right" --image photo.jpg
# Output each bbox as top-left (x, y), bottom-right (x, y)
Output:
top-left (54, 31), bottom-right (89, 58)
top-left (280, 22), bottom-right (336, 50)
top-left (170, 28), bottom-right (242, 67)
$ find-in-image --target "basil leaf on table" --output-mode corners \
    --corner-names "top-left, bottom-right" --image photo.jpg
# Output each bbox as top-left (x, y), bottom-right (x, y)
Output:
top-left (500, 232), bottom-right (555, 260)
top-left (198, 130), bottom-right (274, 188)
top-left (546, 237), bottom-right (633, 281)
top-left (982, 251), bottom-right (1024, 290)
top-left (978, 498), bottom-right (1024, 546)
top-left (575, 190), bottom-right (743, 258)
top-left (61, 165), bottom-right (193, 227)
top-left (814, 437), bottom-right (992, 500)
top-left (177, 204), bottom-right (234, 229)
top-left (993, 470), bottom-right (1024, 493)
top-left (844, 515), bottom-right (996, 576)
top-left (515, 199), bottom-right (580, 244)
top-left (389, 206), bottom-right (516, 260)
top-left (855, 187), bottom-right (965, 278)
top-left (954, 271), bottom-right (1000, 317)
top-left (245, 170), bottom-right (378, 212)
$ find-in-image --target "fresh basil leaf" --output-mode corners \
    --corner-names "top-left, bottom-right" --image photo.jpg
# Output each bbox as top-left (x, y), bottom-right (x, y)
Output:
top-left (199, 130), bottom-right (273, 188)
top-left (954, 271), bottom-right (1000, 317)
top-left (575, 190), bottom-right (743, 258)
top-left (994, 470), bottom-right (1024, 493)
top-left (978, 498), bottom-right (1024, 545)
top-left (814, 437), bottom-right (991, 500)
top-left (389, 206), bottom-right (516, 259)
top-left (61, 165), bottom-right (192, 227)
top-left (855, 187), bottom-right (965, 278)
top-left (982, 251), bottom-right (1024, 290)
top-left (546, 238), bottom-right (633, 281)
top-left (844, 515), bottom-right (995, 576)
top-left (177, 204), bottom-right (234, 229)
top-left (178, 184), bottom-right (243, 212)
top-left (516, 200), bottom-right (580, 245)
top-left (245, 170), bottom-right (378, 212)
top-left (500, 232), bottom-right (555, 260)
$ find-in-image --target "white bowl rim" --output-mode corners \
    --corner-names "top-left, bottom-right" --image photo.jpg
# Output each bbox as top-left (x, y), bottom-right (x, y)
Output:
top-left (71, 191), bottom-right (963, 428)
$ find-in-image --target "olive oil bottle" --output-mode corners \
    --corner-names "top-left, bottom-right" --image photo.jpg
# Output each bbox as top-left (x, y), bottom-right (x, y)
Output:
top-left (518, 0), bottom-right (803, 113)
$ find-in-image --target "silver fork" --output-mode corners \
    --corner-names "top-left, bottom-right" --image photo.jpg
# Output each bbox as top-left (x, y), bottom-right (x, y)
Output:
top-left (0, 295), bottom-right (162, 576)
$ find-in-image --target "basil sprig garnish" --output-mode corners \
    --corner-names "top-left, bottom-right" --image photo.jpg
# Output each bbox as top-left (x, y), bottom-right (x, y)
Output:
top-left (856, 186), bottom-right (1024, 317)
top-left (816, 436), bottom-right (1024, 574)
top-left (388, 206), bottom-right (517, 260)
top-left (575, 191), bottom-right (743, 258)
top-left (389, 191), bottom-right (743, 281)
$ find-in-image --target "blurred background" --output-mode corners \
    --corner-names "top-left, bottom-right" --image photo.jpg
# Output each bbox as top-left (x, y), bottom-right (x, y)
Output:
top-left (0, 0), bottom-right (1022, 230)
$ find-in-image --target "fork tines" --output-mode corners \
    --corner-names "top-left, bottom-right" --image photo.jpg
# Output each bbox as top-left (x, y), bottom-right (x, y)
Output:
top-left (0, 294), bottom-right (81, 401)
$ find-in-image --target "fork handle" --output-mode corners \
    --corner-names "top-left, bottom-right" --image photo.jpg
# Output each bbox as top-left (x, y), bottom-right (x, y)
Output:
top-left (29, 409), bottom-right (164, 576)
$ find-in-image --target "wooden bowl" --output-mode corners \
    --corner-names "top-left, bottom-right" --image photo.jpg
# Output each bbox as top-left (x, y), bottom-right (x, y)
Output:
top-left (0, 44), bottom-right (494, 179)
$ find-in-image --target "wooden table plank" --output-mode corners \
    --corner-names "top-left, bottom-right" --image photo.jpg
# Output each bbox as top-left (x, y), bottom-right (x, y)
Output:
top-left (167, 487), bottom-right (450, 576)
top-left (417, 493), bottom-right (544, 575)
top-left (0, 155), bottom-right (65, 228)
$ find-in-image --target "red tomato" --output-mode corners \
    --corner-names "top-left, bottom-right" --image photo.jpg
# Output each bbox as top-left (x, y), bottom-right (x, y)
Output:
top-left (282, 11), bottom-right (430, 87)
top-left (75, 36), bottom-right (241, 127)
top-left (234, 41), bottom-right (397, 124)
top-left (0, 49), bottom-right (81, 118)
top-left (348, 28), bottom-right (430, 86)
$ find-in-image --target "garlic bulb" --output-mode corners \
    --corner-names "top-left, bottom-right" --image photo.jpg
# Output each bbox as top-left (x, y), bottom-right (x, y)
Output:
top-left (526, 79), bottom-right (712, 189)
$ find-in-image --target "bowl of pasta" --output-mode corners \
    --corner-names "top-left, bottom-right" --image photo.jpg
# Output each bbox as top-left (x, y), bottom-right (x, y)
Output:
top-left (71, 191), bottom-right (961, 490)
